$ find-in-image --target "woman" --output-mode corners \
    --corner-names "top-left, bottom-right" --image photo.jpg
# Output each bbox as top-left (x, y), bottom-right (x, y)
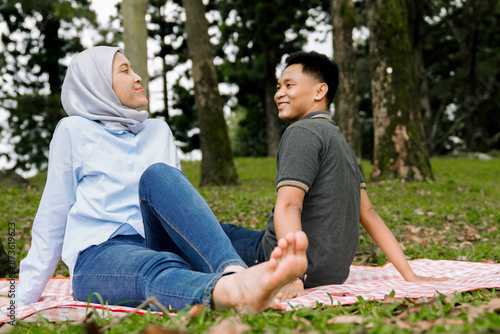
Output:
top-left (18, 46), bottom-right (307, 313)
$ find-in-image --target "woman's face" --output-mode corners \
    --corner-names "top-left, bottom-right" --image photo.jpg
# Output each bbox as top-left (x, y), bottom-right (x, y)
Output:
top-left (112, 52), bottom-right (148, 109)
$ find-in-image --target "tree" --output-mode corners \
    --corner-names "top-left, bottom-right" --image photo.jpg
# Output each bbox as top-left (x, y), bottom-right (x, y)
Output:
top-left (422, 0), bottom-right (500, 153)
top-left (331, 0), bottom-right (362, 168)
top-left (0, 0), bottom-right (96, 171)
top-left (148, 0), bottom-right (188, 120)
top-left (148, 0), bottom-right (200, 153)
top-left (181, 0), bottom-right (239, 186)
top-left (122, 0), bottom-right (150, 112)
top-left (406, 0), bottom-right (432, 144)
top-left (216, 0), bottom-right (319, 157)
top-left (366, 0), bottom-right (433, 181)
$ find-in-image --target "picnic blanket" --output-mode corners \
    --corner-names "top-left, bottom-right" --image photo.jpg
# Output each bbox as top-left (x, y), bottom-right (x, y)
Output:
top-left (1, 259), bottom-right (499, 323)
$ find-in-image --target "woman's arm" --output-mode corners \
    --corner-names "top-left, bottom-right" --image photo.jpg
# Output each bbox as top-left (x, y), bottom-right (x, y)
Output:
top-left (359, 189), bottom-right (451, 282)
top-left (18, 121), bottom-right (77, 304)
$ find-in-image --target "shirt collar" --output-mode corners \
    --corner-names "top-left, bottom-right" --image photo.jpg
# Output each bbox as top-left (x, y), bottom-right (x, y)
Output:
top-left (300, 111), bottom-right (333, 121)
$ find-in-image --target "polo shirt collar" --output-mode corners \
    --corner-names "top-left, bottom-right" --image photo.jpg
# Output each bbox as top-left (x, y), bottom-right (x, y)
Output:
top-left (301, 111), bottom-right (332, 121)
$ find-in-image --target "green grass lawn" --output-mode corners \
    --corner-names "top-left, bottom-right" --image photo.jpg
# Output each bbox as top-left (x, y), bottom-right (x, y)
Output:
top-left (1, 157), bottom-right (499, 333)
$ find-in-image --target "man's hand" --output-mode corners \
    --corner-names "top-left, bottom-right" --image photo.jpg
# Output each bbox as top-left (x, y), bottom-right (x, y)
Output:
top-left (275, 278), bottom-right (306, 302)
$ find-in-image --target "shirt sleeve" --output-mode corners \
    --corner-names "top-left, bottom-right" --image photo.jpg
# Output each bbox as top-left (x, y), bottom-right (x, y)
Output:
top-left (18, 120), bottom-right (78, 304)
top-left (166, 124), bottom-right (181, 171)
top-left (276, 126), bottom-right (322, 193)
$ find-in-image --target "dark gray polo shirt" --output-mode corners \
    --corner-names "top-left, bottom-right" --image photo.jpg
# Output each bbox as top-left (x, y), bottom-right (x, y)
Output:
top-left (261, 111), bottom-right (365, 288)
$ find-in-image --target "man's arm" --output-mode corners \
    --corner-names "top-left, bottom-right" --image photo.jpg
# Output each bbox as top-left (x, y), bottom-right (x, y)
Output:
top-left (274, 186), bottom-right (305, 239)
top-left (273, 186), bottom-right (307, 301)
top-left (359, 189), bottom-right (451, 282)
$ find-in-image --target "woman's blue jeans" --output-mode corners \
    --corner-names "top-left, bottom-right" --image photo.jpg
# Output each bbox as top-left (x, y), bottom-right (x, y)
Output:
top-left (72, 163), bottom-right (252, 310)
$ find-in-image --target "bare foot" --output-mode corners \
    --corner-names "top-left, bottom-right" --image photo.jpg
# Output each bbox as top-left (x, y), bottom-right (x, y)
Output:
top-left (212, 231), bottom-right (308, 313)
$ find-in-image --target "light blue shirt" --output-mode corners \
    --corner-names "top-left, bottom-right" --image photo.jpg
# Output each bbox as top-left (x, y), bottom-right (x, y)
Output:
top-left (18, 116), bottom-right (180, 304)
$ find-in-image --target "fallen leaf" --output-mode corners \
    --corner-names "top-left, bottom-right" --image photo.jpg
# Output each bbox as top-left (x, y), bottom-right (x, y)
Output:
top-left (413, 319), bottom-right (441, 331)
top-left (445, 318), bottom-right (465, 326)
top-left (466, 305), bottom-right (486, 322)
top-left (143, 324), bottom-right (184, 334)
top-left (382, 295), bottom-right (397, 304)
top-left (486, 298), bottom-right (500, 312)
top-left (486, 225), bottom-right (498, 232)
top-left (459, 241), bottom-right (473, 250)
top-left (394, 319), bottom-right (412, 329)
top-left (248, 218), bottom-right (259, 229)
top-left (187, 304), bottom-right (205, 318)
top-left (327, 315), bottom-right (365, 325)
top-left (208, 317), bottom-right (250, 334)
top-left (406, 224), bottom-right (421, 233)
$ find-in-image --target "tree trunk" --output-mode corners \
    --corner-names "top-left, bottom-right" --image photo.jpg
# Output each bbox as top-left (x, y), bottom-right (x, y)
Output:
top-left (331, 0), bottom-right (362, 171)
top-left (122, 0), bottom-right (150, 113)
top-left (182, 0), bottom-right (239, 186)
top-left (366, 0), bottom-right (433, 182)
top-left (459, 0), bottom-right (487, 152)
top-left (264, 47), bottom-right (283, 157)
top-left (40, 14), bottom-right (63, 95)
top-left (406, 0), bottom-right (432, 144)
top-left (423, 0), bottom-right (496, 152)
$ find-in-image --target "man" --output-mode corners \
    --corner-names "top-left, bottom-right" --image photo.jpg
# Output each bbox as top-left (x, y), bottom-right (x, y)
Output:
top-left (223, 51), bottom-right (450, 301)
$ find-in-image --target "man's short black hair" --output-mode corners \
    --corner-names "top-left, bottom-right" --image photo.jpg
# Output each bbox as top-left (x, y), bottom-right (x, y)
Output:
top-left (284, 51), bottom-right (339, 107)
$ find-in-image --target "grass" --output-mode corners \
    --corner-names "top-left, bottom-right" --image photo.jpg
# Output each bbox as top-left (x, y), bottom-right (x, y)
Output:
top-left (1, 156), bottom-right (499, 333)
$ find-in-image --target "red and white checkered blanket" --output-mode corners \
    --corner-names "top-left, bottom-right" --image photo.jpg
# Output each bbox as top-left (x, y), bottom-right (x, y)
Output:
top-left (1, 259), bottom-right (499, 323)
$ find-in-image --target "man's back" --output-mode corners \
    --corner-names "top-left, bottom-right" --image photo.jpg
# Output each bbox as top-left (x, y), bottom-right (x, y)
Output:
top-left (262, 111), bottom-right (365, 288)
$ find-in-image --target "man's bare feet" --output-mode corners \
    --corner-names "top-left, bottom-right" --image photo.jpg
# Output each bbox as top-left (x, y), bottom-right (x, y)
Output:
top-left (212, 231), bottom-right (308, 313)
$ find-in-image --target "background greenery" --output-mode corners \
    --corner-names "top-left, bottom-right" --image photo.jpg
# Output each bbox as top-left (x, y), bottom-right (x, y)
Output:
top-left (1, 156), bottom-right (499, 332)
top-left (1, 0), bottom-right (499, 171)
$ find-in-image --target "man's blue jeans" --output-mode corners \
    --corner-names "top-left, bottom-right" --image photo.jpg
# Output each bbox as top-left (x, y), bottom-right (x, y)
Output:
top-left (72, 163), bottom-right (250, 310)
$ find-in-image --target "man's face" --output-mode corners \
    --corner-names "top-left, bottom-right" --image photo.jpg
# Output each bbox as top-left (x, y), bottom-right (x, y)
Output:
top-left (274, 64), bottom-right (319, 124)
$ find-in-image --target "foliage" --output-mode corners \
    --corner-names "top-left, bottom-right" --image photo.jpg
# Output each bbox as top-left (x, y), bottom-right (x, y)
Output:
top-left (351, 0), bottom-right (500, 157)
top-left (0, 0), bottom-right (97, 172)
top-left (421, 0), bottom-right (500, 153)
top-left (147, 0), bottom-right (202, 153)
top-left (366, 0), bottom-right (433, 182)
top-left (1, 156), bottom-right (499, 331)
top-left (7, 291), bottom-right (500, 333)
top-left (214, 0), bottom-right (324, 156)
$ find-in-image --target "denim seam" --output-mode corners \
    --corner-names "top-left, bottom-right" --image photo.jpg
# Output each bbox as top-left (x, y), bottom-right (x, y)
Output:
top-left (202, 272), bottom-right (225, 308)
top-left (215, 259), bottom-right (247, 273)
top-left (140, 198), bottom-right (215, 273)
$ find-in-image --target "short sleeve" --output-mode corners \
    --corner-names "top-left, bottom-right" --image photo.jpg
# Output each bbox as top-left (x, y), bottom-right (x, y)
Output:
top-left (276, 126), bottom-right (322, 193)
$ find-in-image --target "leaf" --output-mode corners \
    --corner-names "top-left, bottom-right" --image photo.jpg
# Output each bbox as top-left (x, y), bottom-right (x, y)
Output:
top-left (248, 218), bottom-right (259, 229)
top-left (382, 295), bottom-right (396, 304)
top-left (327, 315), bottom-right (365, 325)
top-left (414, 209), bottom-right (425, 216)
top-left (187, 304), bottom-right (205, 318)
top-left (143, 324), bottom-right (185, 334)
top-left (486, 298), bottom-right (500, 312)
top-left (466, 305), bottom-right (486, 322)
top-left (405, 224), bottom-right (421, 233)
top-left (445, 318), bottom-right (465, 326)
top-left (208, 317), bottom-right (250, 334)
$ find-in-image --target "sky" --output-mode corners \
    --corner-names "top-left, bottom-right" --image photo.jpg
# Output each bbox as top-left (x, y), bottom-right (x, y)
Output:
top-left (90, 0), bottom-right (121, 26)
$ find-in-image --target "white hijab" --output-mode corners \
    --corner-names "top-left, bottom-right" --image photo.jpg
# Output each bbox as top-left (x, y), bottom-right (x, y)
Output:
top-left (61, 46), bottom-right (148, 134)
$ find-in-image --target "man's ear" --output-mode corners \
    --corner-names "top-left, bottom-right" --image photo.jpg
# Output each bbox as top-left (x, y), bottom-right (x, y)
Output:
top-left (314, 83), bottom-right (328, 101)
